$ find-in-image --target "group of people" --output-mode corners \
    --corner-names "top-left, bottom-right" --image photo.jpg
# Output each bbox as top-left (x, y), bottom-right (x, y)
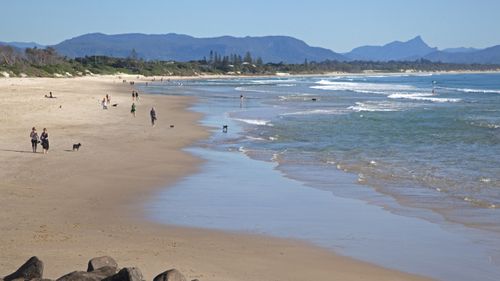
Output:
top-left (30, 127), bottom-right (49, 154)
top-left (129, 90), bottom-right (156, 126)
top-left (130, 91), bottom-right (139, 117)
top-left (132, 90), bottom-right (139, 101)
top-left (30, 89), bottom-right (161, 153)
top-left (131, 102), bottom-right (157, 126)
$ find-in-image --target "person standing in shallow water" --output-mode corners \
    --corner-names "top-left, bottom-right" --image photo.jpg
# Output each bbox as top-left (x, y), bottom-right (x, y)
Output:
top-left (150, 107), bottom-right (157, 126)
top-left (131, 103), bottom-right (136, 117)
top-left (40, 128), bottom-right (49, 154)
top-left (30, 127), bottom-right (39, 153)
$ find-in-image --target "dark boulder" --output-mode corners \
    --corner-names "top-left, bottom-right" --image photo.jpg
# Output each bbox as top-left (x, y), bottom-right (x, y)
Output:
top-left (57, 267), bottom-right (117, 281)
top-left (153, 269), bottom-right (186, 281)
top-left (4, 256), bottom-right (44, 281)
top-left (102, 268), bottom-right (142, 281)
top-left (56, 271), bottom-right (100, 281)
top-left (87, 257), bottom-right (118, 272)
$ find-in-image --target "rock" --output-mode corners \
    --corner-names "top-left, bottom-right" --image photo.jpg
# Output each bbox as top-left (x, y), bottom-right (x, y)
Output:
top-left (4, 256), bottom-right (44, 281)
top-left (153, 269), bottom-right (186, 281)
top-left (102, 268), bottom-right (142, 281)
top-left (57, 267), bottom-right (116, 281)
top-left (56, 271), bottom-right (100, 281)
top-left (87, 257), bottom-right (118, 272)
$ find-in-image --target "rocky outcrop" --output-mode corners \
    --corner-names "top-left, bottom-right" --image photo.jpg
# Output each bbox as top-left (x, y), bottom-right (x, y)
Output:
top-left (3, 256), bottom-right (44, 281)
top-left (87, 257), bottom-right (118, 272)
top-left (57, 267), bottom-right (117, 281)
top-left (103, 268), bottom-right (143, 281)
top-left (2, 257), bottom-right (195, 281)
top-left (153, 269), bottom-right (187, 281)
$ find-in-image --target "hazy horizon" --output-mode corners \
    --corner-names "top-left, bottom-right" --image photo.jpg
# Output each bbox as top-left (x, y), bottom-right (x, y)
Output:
top-left (1, 0), bottom-right (499, 52)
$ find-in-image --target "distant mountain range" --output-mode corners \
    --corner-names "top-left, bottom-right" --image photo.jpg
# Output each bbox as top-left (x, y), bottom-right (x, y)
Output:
top-left (0, 41), bottom-right (45, 49)
top-left (343, 36), bottom-right (500, 64)
top-left (344, 36), bottom-right (438, 61)
top-left (51, 33), bottom-right (345, 64)
top-left (441, 47), bottom-right (480, 53)
top-left (2, 33), bottom-right (500, 64)
top-left (424, 45), bottom-right (500, 64)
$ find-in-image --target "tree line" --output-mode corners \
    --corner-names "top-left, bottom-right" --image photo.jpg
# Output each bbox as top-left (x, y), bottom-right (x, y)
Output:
top-left (1, 46), bottom-right (499, 77)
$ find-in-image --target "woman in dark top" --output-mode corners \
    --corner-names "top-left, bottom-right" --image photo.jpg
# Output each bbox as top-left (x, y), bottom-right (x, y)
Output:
top-left (40, 128), bottom-right (49, 154)
top-left (30, 127), bottom-right (39, 153)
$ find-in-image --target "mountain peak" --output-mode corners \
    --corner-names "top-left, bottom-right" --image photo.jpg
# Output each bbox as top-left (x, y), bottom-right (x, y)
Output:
top-left (346, 36), bottom-right (436, 61)
top-left (410, 35), bottom-right (423, 42)
top-left (406, 35), bottom-right (428, 47)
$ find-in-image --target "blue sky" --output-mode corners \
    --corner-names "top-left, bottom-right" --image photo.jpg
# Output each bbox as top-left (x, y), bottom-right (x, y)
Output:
top-left (1, 0), bottom-right (499, 52)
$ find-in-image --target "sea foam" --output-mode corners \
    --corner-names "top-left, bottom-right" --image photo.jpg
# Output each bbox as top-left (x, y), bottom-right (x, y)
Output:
top-left (388, 93), bottom-right (461, 103)
top-left (311, 81), bottom-right (415, 94)
top-left (348, 101), bottom-right (407, 112)
top-left (233, 118), bottom-right (273, 126)
top-left (440, 87), bottom-right (500, 94)
top-left (280, 109), bottom-right (347, 116)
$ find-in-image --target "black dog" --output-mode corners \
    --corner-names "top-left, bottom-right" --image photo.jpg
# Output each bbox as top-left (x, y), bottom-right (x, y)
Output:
top-left (72, 143), bottom-right (82, 151)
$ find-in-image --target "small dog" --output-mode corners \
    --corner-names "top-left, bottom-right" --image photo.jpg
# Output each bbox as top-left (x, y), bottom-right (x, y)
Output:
top-left (72, 143), bottom-right (82, 151)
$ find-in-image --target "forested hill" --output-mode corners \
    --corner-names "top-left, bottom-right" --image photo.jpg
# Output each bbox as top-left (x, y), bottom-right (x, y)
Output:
top-left (52, 33), bottom-right (346, 63)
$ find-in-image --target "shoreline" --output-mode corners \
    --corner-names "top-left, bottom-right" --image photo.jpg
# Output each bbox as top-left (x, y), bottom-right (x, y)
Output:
top-left (143, 75), bottom-right (500, 281)
top-left (0, 76), bottom-right (432, 281)
top-left (113, 69), bottom-right (500, 83)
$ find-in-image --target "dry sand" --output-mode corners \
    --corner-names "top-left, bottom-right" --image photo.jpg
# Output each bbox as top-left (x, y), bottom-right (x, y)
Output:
top-left (0, 76), bottom-right (432, 281)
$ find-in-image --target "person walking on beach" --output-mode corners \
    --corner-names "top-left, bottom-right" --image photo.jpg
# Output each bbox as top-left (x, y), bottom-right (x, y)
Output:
top-left (102, 97), bottom-right (108, 109)
top-left (40, 128), bottom-right (49, 154)
top-left (30, 127), bottom-right (39, 153)
top-left (132, 91), bottom-right (135, 101)
top-left (131, 103), bottom-right (136, 117)
top-left (135, 91), bottom-right (139, 101)
top-left (150, 107), bottom-right (157, 126)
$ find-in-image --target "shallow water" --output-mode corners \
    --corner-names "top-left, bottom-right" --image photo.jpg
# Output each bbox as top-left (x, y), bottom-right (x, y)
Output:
top-left (146, 147), bottom-right (500, 281)
top-left (142, 73), bottom-right (500, 280)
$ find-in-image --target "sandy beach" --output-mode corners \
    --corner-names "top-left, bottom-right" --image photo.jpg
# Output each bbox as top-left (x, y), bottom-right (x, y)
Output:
top-left (0, 76), bottom-right (432, 281)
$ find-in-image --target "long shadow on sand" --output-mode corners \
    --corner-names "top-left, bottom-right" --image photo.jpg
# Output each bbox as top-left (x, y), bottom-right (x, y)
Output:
top-left (0, 149), bottom-right (38, 154)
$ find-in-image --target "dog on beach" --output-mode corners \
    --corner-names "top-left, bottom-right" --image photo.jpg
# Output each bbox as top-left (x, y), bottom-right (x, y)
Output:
top-left (72, 143), bottom-right (82, 151)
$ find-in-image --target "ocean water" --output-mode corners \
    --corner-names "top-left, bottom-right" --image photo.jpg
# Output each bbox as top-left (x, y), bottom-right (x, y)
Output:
top-left (142, 73), bottom-right (500, 280)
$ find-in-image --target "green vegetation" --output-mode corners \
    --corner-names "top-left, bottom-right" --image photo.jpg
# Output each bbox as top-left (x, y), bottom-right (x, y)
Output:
top-left (1, 46), bottom-right (499, 78)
